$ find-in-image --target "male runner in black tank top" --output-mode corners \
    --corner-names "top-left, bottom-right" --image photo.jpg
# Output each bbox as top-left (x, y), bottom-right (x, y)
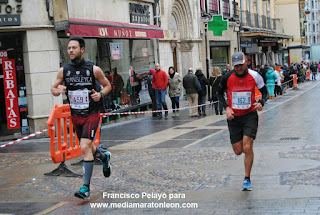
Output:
top-left (51, 36), bottom-right (112, 199)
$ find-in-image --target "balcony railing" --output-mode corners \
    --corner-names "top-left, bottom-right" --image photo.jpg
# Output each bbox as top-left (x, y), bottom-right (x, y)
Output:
top-left (261, 15), bottom-right (267, 29)
top-left (254, 13), bottom-right (259, 28)
top-left (267, 17), bottom-right (272, 30)
top-left (240, 11), bottom-right (284, 34)
top-left (207, 0), bottom-right (239, 21)
top-left (232, 1), bottom-right (239, 20)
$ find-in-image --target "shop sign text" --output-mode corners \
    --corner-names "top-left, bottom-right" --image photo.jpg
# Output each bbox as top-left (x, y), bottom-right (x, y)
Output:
top-left (0, 14), bottom-right (20, 26)
top-left (0, 0), bottom-right (22, 14)
top-left (129, 3), bottom-right (150, 25)
top-left (0, 50), bottom-right (7, 64)
top-left (3, 59), bottom-right (20, 129)
top-left (99, 28), bottom-right (146, 38)
top-left (0, 0), bottom-right (22, 26)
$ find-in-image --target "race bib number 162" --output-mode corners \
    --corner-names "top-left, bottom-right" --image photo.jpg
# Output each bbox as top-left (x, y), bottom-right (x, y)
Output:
top-left (232, 92), bottom-right (251, 109)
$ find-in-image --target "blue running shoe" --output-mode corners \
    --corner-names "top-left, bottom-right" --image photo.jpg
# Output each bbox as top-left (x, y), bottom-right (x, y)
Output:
top-left (242, 179), bottom-right (253, 191)
top-left (74, 185), bottom-right (90, 199)
top-left (101, 151), bottom-right (112, 177)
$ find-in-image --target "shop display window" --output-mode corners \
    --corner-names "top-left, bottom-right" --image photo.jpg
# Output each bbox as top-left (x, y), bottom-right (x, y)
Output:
top-left (210, 46), bottom-right (229, 72)
top-left (58, 38), bottom-right (156, 112)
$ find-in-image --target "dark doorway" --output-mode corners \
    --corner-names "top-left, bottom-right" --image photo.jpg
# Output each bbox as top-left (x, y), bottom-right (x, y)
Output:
top-left (0, 32), bottom-right (26, 137)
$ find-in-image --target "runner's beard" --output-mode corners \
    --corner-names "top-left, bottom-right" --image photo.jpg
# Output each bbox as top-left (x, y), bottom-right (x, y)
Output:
top-left (71, 55), bottom-right (83, 65)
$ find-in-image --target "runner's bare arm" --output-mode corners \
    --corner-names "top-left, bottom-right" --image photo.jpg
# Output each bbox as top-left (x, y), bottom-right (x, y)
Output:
top-left (92, 66), bottom-right (111, 101)
top-left (51, 67), bottom-right (66, 96)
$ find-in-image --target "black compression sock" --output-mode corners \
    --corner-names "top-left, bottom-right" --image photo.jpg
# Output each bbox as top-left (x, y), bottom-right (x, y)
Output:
top-left (245, 177), bottom-right (250, 181)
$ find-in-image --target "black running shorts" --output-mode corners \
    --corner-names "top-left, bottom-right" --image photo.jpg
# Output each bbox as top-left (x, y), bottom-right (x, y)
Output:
top-left (71, 113), bottom-right (100, 140)
top-left (227, 110), bottom-right (258, 144)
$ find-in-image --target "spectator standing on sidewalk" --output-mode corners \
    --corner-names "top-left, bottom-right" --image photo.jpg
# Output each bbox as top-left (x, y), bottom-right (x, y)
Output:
top-left (311, 61), bottom-right (317, 80)
top-left (183, 68), bottom-right (201, 117)
top-left (222, 64), bottom-right (231, 75)
top-left (208, 67), bottom-right (224, 115)
top-left (217, 52), bottom-right (268, 191)
top-left (265, 67), bottom-right (277, 99)
top-left (168, 66), bottom-right (182, 117)
top-left (147, 68), bottom-right (158, 117)
top-left (112, 67), bottom-right (124, 104)
top-left (195, 68), bottom-right (208, 116)
top-left (273, 65), bottom-right (282, 97)
top-left (152, 63), bottom-right (169, 119)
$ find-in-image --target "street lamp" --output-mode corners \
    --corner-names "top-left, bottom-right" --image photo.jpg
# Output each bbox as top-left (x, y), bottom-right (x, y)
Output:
top-left (201, 13), bottom-right (213, 96)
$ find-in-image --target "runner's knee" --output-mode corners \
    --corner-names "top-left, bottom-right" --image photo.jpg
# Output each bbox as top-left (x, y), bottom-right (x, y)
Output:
top-left (80, 140), bottom-right (93, 154)
top-left (232, 141), bottom-right (243, 155)
top-left (234, 149), bottom-right (242, 155)
top-left (243, 143), bottom-right (253, 154)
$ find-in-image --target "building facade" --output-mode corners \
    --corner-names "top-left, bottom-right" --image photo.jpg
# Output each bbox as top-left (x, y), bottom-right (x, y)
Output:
top-left (305, 0), bottom-right (320, 46)
top-left (157, 0), bottom-right (203, 81)
top-left (238, 0), bottom-right (292, 67)
top-left (203, 0), bottom-right (240, 74)
top-left (275, 0), bottom-right (309, 64)
top-left (0, 0), bottom-right (59, 138)
top-left (0, 0), bottom-right (163, 138)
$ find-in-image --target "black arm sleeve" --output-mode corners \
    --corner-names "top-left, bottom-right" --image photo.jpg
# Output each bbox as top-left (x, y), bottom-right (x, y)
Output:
top-left (216, 74), bottom-right (229, 109)
top-left (257, 85), bottom-right (268, 106)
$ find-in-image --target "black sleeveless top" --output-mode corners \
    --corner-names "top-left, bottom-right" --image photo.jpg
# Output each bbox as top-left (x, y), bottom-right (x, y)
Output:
top-left (63, 59), bottom-right (99, 116)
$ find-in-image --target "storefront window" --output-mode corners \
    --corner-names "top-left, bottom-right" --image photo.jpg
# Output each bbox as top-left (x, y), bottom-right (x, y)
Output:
top-left (210, 46), bottom-right (229, 72)
top-left (58, 38), bottom-right (155, 111)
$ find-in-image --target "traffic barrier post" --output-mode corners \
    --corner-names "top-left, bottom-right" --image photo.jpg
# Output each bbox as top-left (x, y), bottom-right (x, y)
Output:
top-left (45, 104), bottom-right (101, 177)
top-left (292, 74), bottom-right (298, 89)
top-left (306, 70), bottom-right (311, 81)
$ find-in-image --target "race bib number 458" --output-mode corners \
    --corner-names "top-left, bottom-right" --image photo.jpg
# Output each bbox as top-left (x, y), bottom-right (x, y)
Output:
top-left (69, 90), bottom-right (89, 109)
top-left (232, 92), bottom-right (251, 109)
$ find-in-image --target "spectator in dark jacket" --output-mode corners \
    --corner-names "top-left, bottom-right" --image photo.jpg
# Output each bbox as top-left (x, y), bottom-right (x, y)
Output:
top-left (282, 64), bottom-right (292, 88)
top-left (195, 68), bottom-right (208, 116)
top-left (208, 67), bottom-right (224, 115)
top-left (147, 69), bottom-right (157, 117)
top-left (260, 64), bottom-right (268, 84)
top-left (113, 67), bottom-right (124, 104)
top-left (311, 61), bottom-right (317, 80)
top-left (183, 68), bottom-right (200, 117)
top-left (222, 64), bottom-right (231, 75)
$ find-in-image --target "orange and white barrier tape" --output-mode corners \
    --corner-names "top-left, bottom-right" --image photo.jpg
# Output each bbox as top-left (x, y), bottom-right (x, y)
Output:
top-left (100, 101), bottom-right (218, 117)
top-left (0, 129), bottom-right (47, 149)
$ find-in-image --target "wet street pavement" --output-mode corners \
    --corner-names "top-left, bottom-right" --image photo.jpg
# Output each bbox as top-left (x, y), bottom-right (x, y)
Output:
top-left (1, 81), bottom-right (320, 214)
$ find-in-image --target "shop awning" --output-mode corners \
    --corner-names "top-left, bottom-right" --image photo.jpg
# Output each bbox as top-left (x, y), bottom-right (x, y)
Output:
top-left (66, 18), bottom-right (164, 39)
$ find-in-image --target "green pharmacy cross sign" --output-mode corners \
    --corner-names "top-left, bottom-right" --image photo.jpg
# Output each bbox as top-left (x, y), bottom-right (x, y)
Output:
top-left (208, 15), bottom-right (228, 36)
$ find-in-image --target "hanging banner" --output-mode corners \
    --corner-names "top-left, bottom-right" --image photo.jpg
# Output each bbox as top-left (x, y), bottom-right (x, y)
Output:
top-left (0, 50), bottom-right (8, 64)
top-left (3, 59), bottom-right (20, 129)
top-left (110, 42), bottom-right (122, 60)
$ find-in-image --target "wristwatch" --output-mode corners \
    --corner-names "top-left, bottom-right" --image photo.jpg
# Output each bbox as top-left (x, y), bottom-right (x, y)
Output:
top-left (100, 92), bottom-right (104, 99)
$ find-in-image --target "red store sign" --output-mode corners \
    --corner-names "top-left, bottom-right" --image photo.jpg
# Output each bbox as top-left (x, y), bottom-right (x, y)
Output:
top-left (3, 59), bottom-right (20, 129)
top-left (66, 18), bottom-right (164, 39)
top-left (0, 50), bottom-right (8, 64)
